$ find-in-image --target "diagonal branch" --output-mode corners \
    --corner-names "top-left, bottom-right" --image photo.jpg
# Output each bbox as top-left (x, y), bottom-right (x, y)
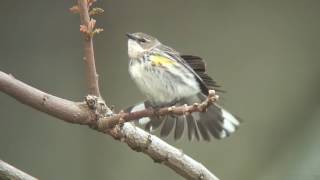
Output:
top-left (0, 159), bottom-right (38, 180)
top-left (118, 123), bottom-right (219, 180)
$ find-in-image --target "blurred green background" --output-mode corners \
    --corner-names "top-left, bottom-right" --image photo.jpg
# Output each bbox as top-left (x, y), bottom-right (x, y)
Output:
top-left (1, 0), bottom-right (320, 180)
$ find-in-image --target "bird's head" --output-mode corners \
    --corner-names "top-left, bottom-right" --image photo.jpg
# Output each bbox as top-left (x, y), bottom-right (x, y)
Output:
top-left (126, 32), bottom-right (160, 59)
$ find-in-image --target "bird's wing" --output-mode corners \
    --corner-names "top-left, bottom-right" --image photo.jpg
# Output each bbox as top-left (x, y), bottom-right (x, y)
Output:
top-left (180, 55), bottom-right (223, 92)
top-left (153, 45), bottom-right (222, 94)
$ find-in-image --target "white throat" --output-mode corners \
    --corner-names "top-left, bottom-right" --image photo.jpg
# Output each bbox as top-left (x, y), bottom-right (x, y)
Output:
top-left (128, 39), bottom-right (145, 59)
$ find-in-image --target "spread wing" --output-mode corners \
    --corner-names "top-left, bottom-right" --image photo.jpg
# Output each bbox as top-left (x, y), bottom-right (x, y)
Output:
top-left (153, 44), bottom-right (223, 95)
top-left (180, 55), bottom-right (223, 93)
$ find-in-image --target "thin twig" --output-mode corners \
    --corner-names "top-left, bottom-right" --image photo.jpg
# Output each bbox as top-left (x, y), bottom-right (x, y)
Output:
top-left (78, 0), bottom-right (101, 96)
top-left (98, 90), bottom-right (219, 129)
top-left (0, 159), bottom-right (38, 180)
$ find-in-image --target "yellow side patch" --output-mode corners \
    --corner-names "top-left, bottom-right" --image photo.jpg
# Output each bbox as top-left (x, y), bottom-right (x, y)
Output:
top-left (150, 55), bottom-right (175, 66)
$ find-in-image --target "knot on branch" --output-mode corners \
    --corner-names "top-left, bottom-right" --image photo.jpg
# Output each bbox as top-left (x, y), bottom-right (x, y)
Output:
top-left (85, 95), bottom-right (113, 127)
top-left (126, 133), bottom-right (153, 153)
top-left (85, 95), bottom-right (98, 109)
top-left (108, 124), bottom-right (123, 140)
top-left (41, 94), bottom-right (49, 106)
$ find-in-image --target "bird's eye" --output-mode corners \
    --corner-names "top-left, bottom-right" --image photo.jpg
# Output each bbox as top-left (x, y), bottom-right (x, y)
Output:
top-left (139, 38), bottom-right (147, 43)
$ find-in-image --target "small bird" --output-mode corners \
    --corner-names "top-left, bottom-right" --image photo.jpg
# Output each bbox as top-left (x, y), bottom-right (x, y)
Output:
top-left (126, 32), bottom-right (240, 141)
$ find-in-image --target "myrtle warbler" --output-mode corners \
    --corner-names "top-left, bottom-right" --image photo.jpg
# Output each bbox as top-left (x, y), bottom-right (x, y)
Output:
top-left (126, 32), bottom-right (240, 141)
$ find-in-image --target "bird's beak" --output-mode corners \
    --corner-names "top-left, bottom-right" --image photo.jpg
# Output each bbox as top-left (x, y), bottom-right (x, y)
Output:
top-left (126, 33), bottom-right (138, 41)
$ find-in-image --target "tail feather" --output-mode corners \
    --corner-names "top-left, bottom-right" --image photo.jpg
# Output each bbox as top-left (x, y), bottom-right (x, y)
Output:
top-left (126, 94), bottom-right (240, 141)
top-left (145, 115), bottom-right (165, 131)
top-left (202, 115), bottom-right (223, 139)
top-left (186, 115), bottom-right (200, 141)
top-left (160, 116), bottom-right (175, 137)
top-left (196, 121), bottom-right (211, 141)
top-left (174, 116), bottom-right (185, 140)
top-left (199, 104), bottom-right (225, 139)
top-left (196, 94), bottom-right (240, 139)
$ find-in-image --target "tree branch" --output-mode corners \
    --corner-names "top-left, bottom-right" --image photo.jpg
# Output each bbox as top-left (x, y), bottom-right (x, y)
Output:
top-left (0, 72), bottom-right (95, 125)
top-left (0, 160), bottom-right (38, 180)
top-left (0, 0), bottom-right (221, 179)
top-left (0, 70), bottom-right (220, 180)
top-left (119, 123), bottom-right (219, 180)
top-left (78, 0), bottom-right (101, 96)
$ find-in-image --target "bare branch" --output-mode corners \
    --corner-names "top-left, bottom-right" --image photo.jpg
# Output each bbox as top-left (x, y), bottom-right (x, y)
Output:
top-left (0, 159), bottom-right (38, 180)
top-left (114, 123), bottom-right (219, 180)
top-left (0, 71), bottom-right (219, 180)
top-left (77, 0), bottom-right (101, 96)
top-left (0, 72), bottom-right (95, 125)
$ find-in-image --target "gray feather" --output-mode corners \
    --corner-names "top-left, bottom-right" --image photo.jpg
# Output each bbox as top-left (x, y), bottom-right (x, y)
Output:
top-left (145, 115), bottom-right (166, 131)
top-left (174, 116), bottom-right (185, 140)
top-left (197, 121), bottom-right (210, 141)
top-left (199, 104), bottom-right (225, 139)
top-left (186, 114), bottom-right (200, 141)
top-left (160, 116), bottom-right (175, 137)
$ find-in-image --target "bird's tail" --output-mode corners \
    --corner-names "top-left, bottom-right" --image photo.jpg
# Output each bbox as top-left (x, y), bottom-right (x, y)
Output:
top-left (126, 94), bottom-right (240, 141)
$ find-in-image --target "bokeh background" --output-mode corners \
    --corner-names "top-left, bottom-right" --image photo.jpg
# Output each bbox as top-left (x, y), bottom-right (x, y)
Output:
top-left (1, 0), bottom-right (320, 180)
